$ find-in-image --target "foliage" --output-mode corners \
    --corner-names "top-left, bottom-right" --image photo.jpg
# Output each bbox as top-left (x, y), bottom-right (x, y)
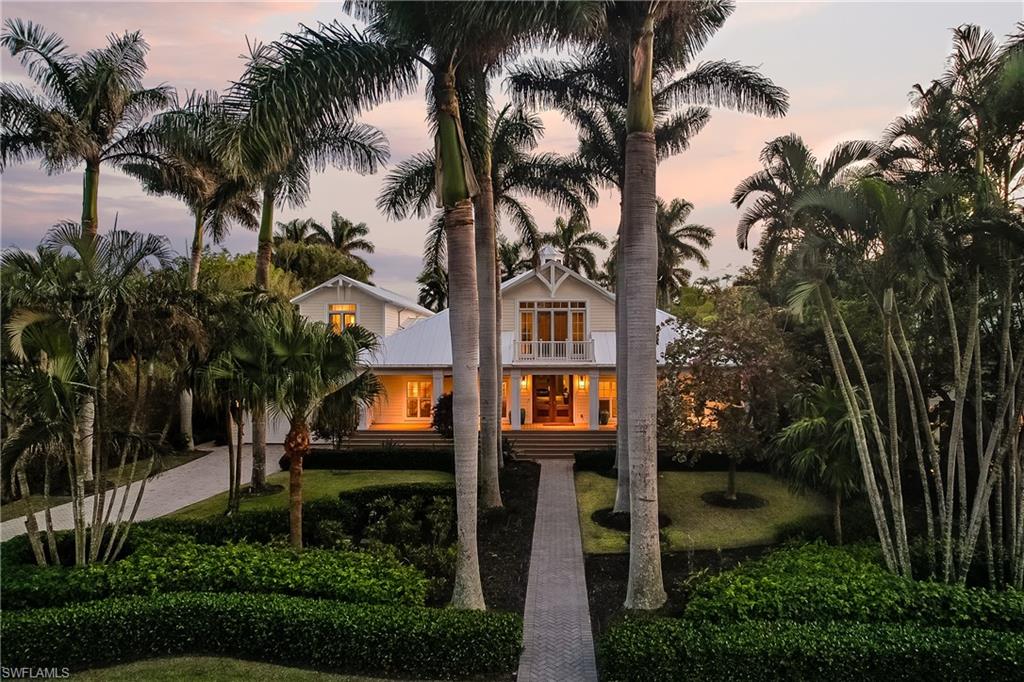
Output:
top-left (431, 392), bottom-right (454, 439)
top-left (2, 536), bottom-right (428, 610)
top-left (541, 214), bottom-right (609, 278)
top-left (1, 592), bottom-right (523, 678)
top-left (683, 543), bottom-right (1024, 630)
top-left (272, 240), bottom-right (372, 289)
top-left (279, 448), bottom-right (454, 473)
top-left (598, 616), bottom-right (1024, 682)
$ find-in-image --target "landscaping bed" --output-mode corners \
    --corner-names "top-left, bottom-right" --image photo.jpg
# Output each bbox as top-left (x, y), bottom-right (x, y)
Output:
top-left (478, 460), bottom-right (540, 613)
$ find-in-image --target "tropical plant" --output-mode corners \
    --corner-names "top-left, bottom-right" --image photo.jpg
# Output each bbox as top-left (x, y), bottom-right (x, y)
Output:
top-left (274, 218), bottom-right (322, 245)
top-left (541, 214), bottom-right (609, 278)
top-left (771, 381), bottom-right (864, 544)
top-left (2, 223), bottom-right (172, 565)
top-left (122, 91), bottom-right (259, 289)
top-left (497, 235), bottom-right (530, 281)
top-left (272, 240), bottom-right (373, 289)
top-left (0, 19), bottom-right (173, 236)
top-left (310, 212), bottom-right (375, 270)
top-left (416, 262), bottom-right (448, 312)
top-left (655, 198), bottom-right (712, 307)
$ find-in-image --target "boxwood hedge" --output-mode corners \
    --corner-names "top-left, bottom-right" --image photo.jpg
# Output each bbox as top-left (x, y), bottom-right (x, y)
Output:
top-left (598, 616), bottom-right (1024, 681)
top-left (683, 543), bottom-right (1024, 631)
top-left (2, 592), bottom-right (522, 679)
top-left (2, 538), bottom-right (428, 610)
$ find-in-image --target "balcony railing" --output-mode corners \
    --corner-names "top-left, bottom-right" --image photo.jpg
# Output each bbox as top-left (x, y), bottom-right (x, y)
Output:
top-left (515, 339), bottom-right (594, 362)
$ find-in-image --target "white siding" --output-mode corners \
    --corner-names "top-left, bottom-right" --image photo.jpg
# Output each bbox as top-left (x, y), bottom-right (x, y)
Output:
top-left (502, 276), bottom-right (615, 332)
top-left (296, 286), bottom-right (385, 337)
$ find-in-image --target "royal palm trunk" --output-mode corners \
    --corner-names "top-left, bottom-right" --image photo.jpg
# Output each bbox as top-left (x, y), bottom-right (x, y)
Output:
top-left (623, 13), bottom-right (665, 611)
top-left (188, 210), bottom-right (205, 290)
top-left (436, 69), bottom-right (485, 609)
top-left (81, 161), bottom-right (99, 238)
top-left (614, 212), bottom-right (629, 514)
top-left (475, 172), bottom-right (502, 509)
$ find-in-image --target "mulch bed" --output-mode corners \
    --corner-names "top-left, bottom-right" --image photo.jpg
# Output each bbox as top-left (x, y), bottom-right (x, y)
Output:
top-left (700, 491), bottom-right (768, 509)
top-left (584, 546), bottom-right (771, 637)
top-left (591, 508), bottom-right (672, 531)
top-left (478, 459), bottom-right (541, 615)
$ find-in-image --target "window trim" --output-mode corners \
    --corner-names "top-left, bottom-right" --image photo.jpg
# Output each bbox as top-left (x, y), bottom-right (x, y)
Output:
top-left (328, 303), bottom-right (358, 334)
top-left (405, 379), bottom-right (433, 420)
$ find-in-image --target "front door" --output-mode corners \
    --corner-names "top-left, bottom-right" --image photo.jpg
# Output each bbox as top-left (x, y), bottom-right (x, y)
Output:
top-left (533, 375), bottom-right (573, 423)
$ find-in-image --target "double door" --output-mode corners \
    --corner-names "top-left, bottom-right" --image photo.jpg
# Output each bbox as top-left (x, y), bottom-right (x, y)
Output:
top-left (533, 374), bottom-right (573, 423)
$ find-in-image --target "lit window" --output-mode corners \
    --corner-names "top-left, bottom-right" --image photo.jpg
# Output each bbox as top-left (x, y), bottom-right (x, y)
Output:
top-left (406, 380), bottom-right (433, 419)
top-left (598, 379), bottom-right (617, 419)
top-left (328, 304), bottom-right (357, 333)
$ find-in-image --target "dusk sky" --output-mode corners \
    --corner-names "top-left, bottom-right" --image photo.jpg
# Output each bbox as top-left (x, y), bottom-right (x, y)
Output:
top-left (2, 1), bottom-right (1020, 298)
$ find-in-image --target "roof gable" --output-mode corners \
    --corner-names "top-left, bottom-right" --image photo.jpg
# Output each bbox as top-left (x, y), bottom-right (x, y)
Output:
top-left (501, 260), bottom-right (616, 303)
top-left (291, 274), bottom-right (434, 317)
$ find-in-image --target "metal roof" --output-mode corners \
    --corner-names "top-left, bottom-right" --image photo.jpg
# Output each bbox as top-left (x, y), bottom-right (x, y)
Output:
top-left (291, 273), bottom-right (435, 317)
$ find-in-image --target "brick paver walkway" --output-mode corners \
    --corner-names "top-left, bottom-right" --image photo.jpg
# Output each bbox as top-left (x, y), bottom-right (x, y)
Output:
top-left (1, 443), bottom-right (283, 541)
top-left (518, 459), bottom-right (598, 682)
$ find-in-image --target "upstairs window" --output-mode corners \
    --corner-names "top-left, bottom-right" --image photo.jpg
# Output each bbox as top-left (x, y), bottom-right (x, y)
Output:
top-left (328, 303), bottom-right (357, 333)
top-left (519, 301), bottom-right (587, 342)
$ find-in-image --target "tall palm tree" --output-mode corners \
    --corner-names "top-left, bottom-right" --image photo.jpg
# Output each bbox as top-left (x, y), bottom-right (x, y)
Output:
top-left (655, 198), bottom-right (712, 307)
top-left (542, 215), bottom-right (609, 278)
top-left (311, 212), bottom-right (376, 270)
top-left (497, 235), bottom-right (530, 281)
top-left (0, 19), bottom-right (173, 237)
top-left (732, 134), bottom-right (878, 286)
top-left (416, 262), bottom-right (448, 312)
top-left (510, 2), bottom-right (788, 557)
top-left (123, 91), bottom-right (259, 289)
top-left (274, 217), bottom-right (323, 245)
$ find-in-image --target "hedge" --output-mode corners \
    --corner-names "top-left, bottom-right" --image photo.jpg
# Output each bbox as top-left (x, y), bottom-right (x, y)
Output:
top-left (598, 616), bottom-right (1024, 681)
top-left (573, 448), bottom-right (769, 473)
top-left (2, 592), bottom-right (522, 679)
top-left (683, 543), bottom-right (1024, 631)
top-left (2, 538), bottom-right (428, 610)
top-left (279, 448), bottom-right (454, 472)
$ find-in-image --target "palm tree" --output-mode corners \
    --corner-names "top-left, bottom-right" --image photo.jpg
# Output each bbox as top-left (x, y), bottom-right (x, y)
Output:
top-left (655, 198), bottom-right (712, 307)
top-left (215, 308), bottom-right (378, 548)
top-left (510, 3), bottom-right (788, 567)
top-left (0, 19), bottom-right (173, 237)
top-left (771, 381), bottom-right (863, 545)
top-left (416, 262), bottom-right (448, 312)
top-left (542, 215), bottom-right (609, 278)
top-left (123, 91), bottom-right (259, 289)
top-left (732, 134), bottom-right (878, 286)
top-left (498, 235), bottom-right (529, 281)
top-left (274, 218), bottom-right (322, 245)
top-left (311, 212), bottom-right (375, 270)
top-left (3, 223), bottom-right (171, 564)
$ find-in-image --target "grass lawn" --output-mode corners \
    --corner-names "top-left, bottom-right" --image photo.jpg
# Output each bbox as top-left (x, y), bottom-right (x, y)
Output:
top-left (75, 656), bottom-right (428, 681)
top-left (576, 470), bottom-right (829, 554)
top-left (0, 449), bottom-right (211, 519)
top-left (170, 469), bottom-right (454, 519)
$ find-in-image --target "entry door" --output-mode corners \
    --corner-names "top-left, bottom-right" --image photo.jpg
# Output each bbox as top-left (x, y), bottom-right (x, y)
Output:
top-left (533, 375), bottom-right (573, 423)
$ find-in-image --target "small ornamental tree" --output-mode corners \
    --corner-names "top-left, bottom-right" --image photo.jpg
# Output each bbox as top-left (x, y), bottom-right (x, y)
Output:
top-left (431, 393), bottom-right (454, 440)
top-left (659, 287), bottom-right (799, 500)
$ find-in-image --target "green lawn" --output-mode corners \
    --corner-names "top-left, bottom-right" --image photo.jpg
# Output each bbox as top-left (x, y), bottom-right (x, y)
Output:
top-left (170, 469), bottom-right (454, 519)
top-left (576, 470), bottom-right (829, 554)
top-left (75, 656), bottom-right (426, 681)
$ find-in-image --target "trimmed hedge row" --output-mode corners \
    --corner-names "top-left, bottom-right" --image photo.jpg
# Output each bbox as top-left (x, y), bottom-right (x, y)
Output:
top-left (2, 538), bottom-right (428, 610)
top-left (279, 448), bottom-right (454, 472)
top-left (598, 616), bottom-right (1024, 681)
top-left (2, 592), bottom-right (522, 679)
top-left (573, 448), bottom-right (768, 473)
top-left (683, 543), bottom-right (1024, 631)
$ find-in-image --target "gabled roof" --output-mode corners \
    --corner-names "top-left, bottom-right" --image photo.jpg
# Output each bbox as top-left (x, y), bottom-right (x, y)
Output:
top-left (291, 273), bottom-right (434, 317)
top-left (500, 259), bottom-right (617, 303)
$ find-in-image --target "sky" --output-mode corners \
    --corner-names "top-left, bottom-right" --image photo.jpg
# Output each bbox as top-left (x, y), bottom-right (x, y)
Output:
top-left (1, 1), bottom-right (1021, 298)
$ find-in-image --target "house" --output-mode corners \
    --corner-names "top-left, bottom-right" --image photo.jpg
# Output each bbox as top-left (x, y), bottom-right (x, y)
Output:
top-left (288, 245), bottom-right (680, 435)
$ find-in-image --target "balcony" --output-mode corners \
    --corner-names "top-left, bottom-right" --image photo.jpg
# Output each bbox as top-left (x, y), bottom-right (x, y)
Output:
top-left (514, 339), bottom-right (595, 362)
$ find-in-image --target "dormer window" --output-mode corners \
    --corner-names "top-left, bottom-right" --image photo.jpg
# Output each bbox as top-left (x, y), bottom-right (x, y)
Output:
top-left (328, 303), bottom-right (357, 333)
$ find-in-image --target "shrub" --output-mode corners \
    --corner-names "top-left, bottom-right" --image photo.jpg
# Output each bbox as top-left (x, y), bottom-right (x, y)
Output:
top-left (598, 616), bottom-right (1024, 682)
top-left (278, 448), bottom-right (454, 472)
top-left (2, 538), bottom-right (428, 610)
top-left (683, 542), bottom-right (1024, 631)
top-left (1, 592), bottom-right (522, 678)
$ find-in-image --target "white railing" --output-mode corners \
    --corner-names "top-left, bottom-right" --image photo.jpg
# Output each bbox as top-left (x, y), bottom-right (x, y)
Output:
top-left (515, 339), bottom-right (594, 362)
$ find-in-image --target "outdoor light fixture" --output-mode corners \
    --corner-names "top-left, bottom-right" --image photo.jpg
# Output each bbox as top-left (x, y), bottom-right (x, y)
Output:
top-left (578, 376), bottom-right (587, 390)
top-left (520, 376), bottom-right (529, 390)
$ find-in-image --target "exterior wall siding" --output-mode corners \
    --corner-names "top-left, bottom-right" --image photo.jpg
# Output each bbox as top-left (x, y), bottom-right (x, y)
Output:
top-left (297, 286), bottom-right (385, 336)
top-left (502, 276), bottom-right (615, 332)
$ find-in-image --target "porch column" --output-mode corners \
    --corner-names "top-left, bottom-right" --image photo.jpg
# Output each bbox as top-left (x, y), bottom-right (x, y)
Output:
top-left (432, 369), bottom-right (444, 406)
top-left (588, 370), bottom-right (600, 430)
top-left (510, 369), bottom-right (522, 430)
top-left (358, 404), bottom-right (371, 430)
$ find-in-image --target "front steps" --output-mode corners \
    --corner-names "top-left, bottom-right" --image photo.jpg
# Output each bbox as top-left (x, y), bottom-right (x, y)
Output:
top-left (340, 429), bottom-right (616, 460)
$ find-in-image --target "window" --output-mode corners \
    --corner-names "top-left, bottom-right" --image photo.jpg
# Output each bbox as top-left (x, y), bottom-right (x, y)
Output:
top-left (518, 301), bottom-right (587, 342)
top-left (598, 379), bottom-right (617, 419)
top-left (406, 380), bottom-right (433, 419)
top-left (328, 303), bottom-right (357, 333)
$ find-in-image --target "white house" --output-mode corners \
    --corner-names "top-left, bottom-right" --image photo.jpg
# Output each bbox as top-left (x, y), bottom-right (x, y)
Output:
top-left (287, 246), bottom-right (680, 435)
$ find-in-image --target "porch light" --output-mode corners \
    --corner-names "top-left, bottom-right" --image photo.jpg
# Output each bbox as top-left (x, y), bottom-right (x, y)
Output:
top-left (520, 376), bottom-right (529, 390)
top-left (577, 376), bottom-right (587, 390)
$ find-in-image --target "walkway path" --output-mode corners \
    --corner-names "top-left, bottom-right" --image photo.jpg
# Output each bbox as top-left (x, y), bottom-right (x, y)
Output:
top-left (1, 444), bottom-right (283, 542)
top-left (518, 459), bottom-right (598, 682)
